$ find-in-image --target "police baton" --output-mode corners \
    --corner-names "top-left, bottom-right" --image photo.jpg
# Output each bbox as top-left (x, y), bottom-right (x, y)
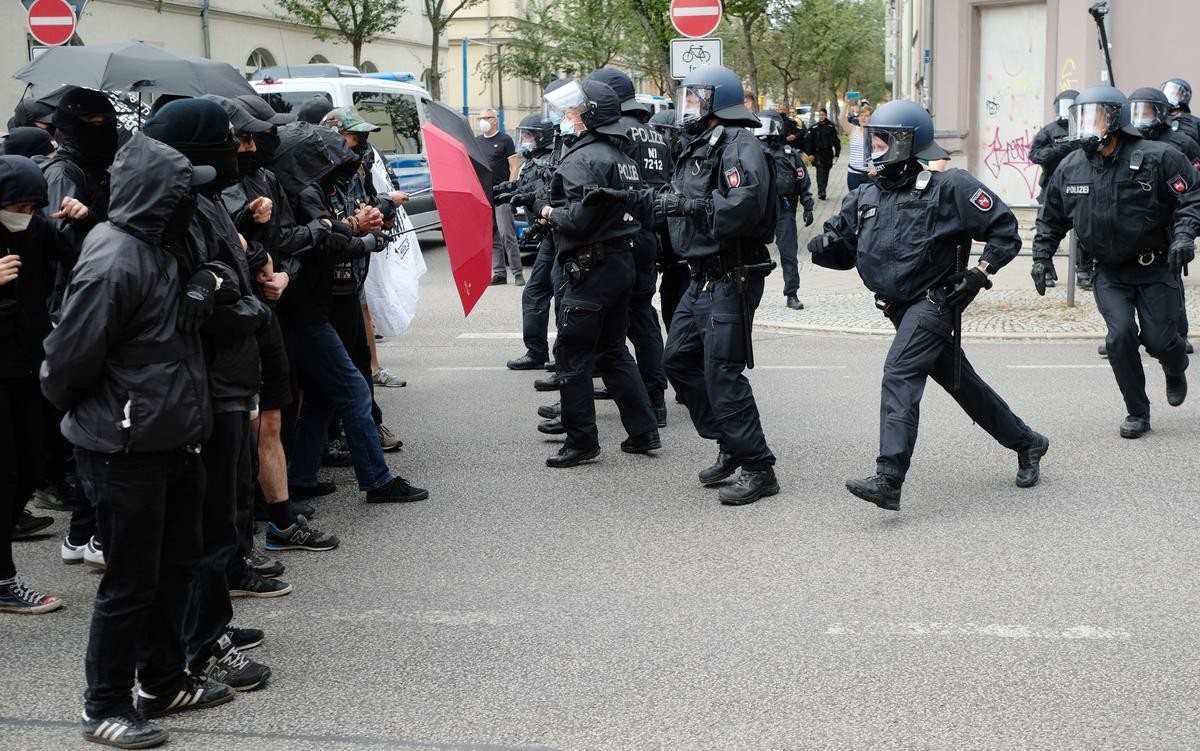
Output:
top-left (733, 258), bottom-right (777, 370)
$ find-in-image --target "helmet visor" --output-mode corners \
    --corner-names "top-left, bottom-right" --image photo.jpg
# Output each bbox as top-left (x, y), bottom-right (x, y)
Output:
top-left (752, 117), bottom-right (780, 138)
top-left (675, 85), bottom-right (715, 129)
top-left (1056, 97), bottom-right (1074, 121)
top-left (1129, 100), bottom-right (1161, 130)
top-left (543, 80), bottom-right (587, 122)
top-left (863, 125), bottom-right (914, 169)
top-left (1163, 81), bottom-right (1188, 107)
top-left (1068, 102), bottom-right (1121, 141)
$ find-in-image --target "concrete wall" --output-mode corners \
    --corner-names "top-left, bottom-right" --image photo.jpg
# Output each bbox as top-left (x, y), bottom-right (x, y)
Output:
top-left (3, 0), bottom-right (444, 117)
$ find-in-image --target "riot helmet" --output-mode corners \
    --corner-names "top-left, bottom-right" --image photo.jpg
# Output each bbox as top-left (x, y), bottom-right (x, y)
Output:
top-left (541, 79), bottom-right (625, 138)
top-left (1128, 87), bottom-right (1170, 138)
top-left (1069, 85), bottom-right (1139, 153)
top-left (675, 66), bottom-right (760, 134)
top-left (1053, 89), bottom-right (1079, 124)
top-left (586, 67), bottom-right (650, 119)
top-left (648, 108), bottom-right (681, 156)
top-left (752, 110), bottom-right (784, 142)
top-left (1162, 78), bottom-right (1192, 111)
top-left (863, 99), bottom-right (948, 171)
top-left (515, 113), bottom-right (554, 156)
top-left (540, 79), bottom-right (573, 125)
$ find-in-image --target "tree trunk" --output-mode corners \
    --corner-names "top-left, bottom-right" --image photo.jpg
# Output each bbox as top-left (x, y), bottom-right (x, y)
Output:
top-left (428, 27), bottom-right (442, 100)
top-left (741, 16), bottom-right (758, 97)
top-left (352, 39), bottom-right (362, 68)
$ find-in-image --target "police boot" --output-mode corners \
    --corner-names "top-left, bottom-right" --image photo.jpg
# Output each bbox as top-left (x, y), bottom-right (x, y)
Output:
top-left (1076, 269), bottom-right (1093, 290)
top-left (534, 372), bottom-right (566, 392)
top-left (537, 417), bottom-right (566, 435)
top-left (1098, 343), bottom-right (1108, 358)
top-left (1016, 432), bottom-right (1050, 488)
top-left (845, 474), bottom-right (902, 511)
top-left (1119, 415), bottom-right (1151, 439)
top-left (718, 469), bottom-right (780, 505)
top-left (1166, 371), bottom-right (1187, 407)
top-left (537, 402), bottom-right (561, 419)
top-left (650, 391), bottom-right (667, 428)
top-left (786, 293), bottom-right (804, 310)
top-left (546, 445), bottom-right (600, 468)
top-left (698, 450), bottom-right (740, 486)
top-left (507, 353), bottom-right (546, 370)
top-left (621, 430), bottom-right (662, 454)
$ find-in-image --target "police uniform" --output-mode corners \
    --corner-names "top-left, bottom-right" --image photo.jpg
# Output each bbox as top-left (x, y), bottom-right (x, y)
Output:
top-left (1034, 136), bottom-right (1200, 429)
top-left (821, 167), bottom-right (1042, 488)
top-left (663, 123), bottom-right (777, 479)
top-left (760, 137), bottom-right (814, 302)
top-left (542, 121), bottom-right (658, 464)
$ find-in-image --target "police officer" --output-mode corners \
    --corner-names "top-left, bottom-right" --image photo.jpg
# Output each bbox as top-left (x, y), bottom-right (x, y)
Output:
top-left (536, 79), bottom-right (660, 468)
top-left (586, 68), bottom-right (672, 426)
top-left (1033, 85), bottom-right (1200, 439)
top-left (1029, 90), bottom-right (1083, 286)
top-left (754, 109), bottom-right (814, 310)
top-left (808, 99), bottom-right (1048, 511)
top-left (589, 66), bottom-right (780, 504)
top-left (1162, 78), bottom-right (1200, 148)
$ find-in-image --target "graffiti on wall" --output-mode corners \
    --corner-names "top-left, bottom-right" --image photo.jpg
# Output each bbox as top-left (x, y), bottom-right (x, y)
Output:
top-left (1060, 58), bottom-right (1078, 92)
top-left (982, 127), bottom-right (1041, 200)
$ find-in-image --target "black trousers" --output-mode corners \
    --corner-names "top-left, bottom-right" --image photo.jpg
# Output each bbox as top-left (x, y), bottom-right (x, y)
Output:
top-left (556, 249), bottom-right (657, 450)
top-left (627, 230), bottom-right (667, 396)
top-left (0, 376), bottom-right (43, 580)
top-left (814, 155), bottom-right (833, 196)
top-left (521, 236), bottom-right (557, 362)
top-left (876, 296), bottom-right (1034, 482)
top-left (656, 230), bottom-right (690, 331)
top-left (1092, 260), bottom-right (1188, 419)
top-left (184, 411), bottom-right (250, 673)
top-left (663, 272), bottom-right (775, 470)
top-left (76, 447), bottom-right (203, 718)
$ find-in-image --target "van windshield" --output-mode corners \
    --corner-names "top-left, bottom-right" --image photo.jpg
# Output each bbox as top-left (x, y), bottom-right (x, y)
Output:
top-left (259, 91), bottom-right (332, 117)
top-left (352, 90), bottom-right (423, 155)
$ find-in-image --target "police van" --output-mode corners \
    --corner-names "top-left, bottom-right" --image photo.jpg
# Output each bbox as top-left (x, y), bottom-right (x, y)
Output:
top-left (251, 65), bottom-right (440, 230)
top-left (636, 94), bottom-right (673, 114)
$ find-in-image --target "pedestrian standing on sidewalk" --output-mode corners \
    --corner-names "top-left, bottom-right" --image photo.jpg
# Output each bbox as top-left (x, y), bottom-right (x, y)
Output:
top-left (480, 108), bottom-right (523, 286)
top-left (807, 108), bottom-right (840, 199)
top-left (846, 105), bottom-right (873, 191)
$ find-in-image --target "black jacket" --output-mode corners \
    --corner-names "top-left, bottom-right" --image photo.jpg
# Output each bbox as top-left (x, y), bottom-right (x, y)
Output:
top-left (1033, 136), bottom-right (1200, 267)
top-left (762, 140), bottom-right (814, 213)
top-left (666, 125), bottom-right (773, 260)
top-left (223, 166), bottom-right (323, 279)
top-left (1171, 112), bottom-right (1200, 149)
top-left (1029, 120), bottom-right (1076, 192)
top-left (39, 146), bottom-right (108, 318)
top-left (822, 167), bottom-right (1021, 304)
top-left (807, 120), bottom-right (841, 160)
top-left (546, 132), bottom-right (642, 255)
top-left (617, 115), bottom-right (674, 189)
top-left (1151, 126), bottom-right (1200, 169)
top-left (40, 134), bottom-right (211, 453)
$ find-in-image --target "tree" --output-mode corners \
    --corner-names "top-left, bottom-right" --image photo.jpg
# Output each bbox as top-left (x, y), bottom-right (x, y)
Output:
top-left (424, 0), bottom-right (486, 100)
top-left (275, 0), bottom-right (408, 69)
top-left (624, 0), bottom-right (675, 94)
top-left (722, 0), bottom-right (769, 97)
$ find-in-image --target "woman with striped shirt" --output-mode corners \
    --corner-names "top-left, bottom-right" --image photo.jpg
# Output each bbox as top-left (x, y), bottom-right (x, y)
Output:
top-left (846, 105), bottom-right (873, 190)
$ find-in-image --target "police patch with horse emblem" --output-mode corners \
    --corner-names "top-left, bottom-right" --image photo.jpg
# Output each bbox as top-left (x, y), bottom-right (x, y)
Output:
top-left (969, 188), bottom-right (994, 211)
top-left (1169, 174), bottom-right (1188, 194)
top-left (724, 167), bottom-right (741, 188)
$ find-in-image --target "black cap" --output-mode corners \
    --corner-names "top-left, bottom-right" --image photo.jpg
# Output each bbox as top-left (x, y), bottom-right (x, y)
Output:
top-left (144, 98), bottom-right (235, 146)
top-left (54, 86), bottom-right (115, 119)
top-left (236, 94), bottom-right (296, 126)
top-left (586, 67), bottom-right (649, 115)
top-left (200, 94), bottom-right (273, 134)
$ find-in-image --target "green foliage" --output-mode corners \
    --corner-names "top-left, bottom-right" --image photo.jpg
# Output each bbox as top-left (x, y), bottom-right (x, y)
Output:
top-left (275, 0), bottom-right (408, 66)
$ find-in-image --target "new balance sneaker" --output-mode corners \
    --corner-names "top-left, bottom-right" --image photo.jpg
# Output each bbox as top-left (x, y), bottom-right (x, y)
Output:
top-left (81, 710), bottom-right (167, 749)
top-left (373, 367), bottom-right (407, 388)
top-left (135, 675), bottom-right (235, 718)
top-left (378, 423), bottom-right (403, 452)
top-left (245, 548), bottom-right (285, 578)
top-left (204, 633), bottom-right (271, 691)
top-left (62, 536), bottom-right (87, 564)
top-left (84, 537), bottom-right (106, 570)
top-left (227, 626), bottom-right (264, 651)
top-left (0, 576), bottom-right (63, 614)
top-left (265, 516), bottom-right (340, 552)
top-left (229, 572), bottom-right (293, 598)
top-left (11, 509), bottom-right (53, 540)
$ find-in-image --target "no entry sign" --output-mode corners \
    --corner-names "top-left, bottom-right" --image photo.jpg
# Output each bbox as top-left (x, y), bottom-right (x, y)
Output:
top-left (26, 0), bottom-right (77, 46)
top-left (669, 0), bottom-right (722, 39)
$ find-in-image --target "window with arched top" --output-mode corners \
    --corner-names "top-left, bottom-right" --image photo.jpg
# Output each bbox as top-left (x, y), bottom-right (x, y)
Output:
top-left (245, 48), bottom-right (275, 74)
top-left (360, 61), bottom-right (378, 73)
top-left (309, 54), bottom-right (329, 64)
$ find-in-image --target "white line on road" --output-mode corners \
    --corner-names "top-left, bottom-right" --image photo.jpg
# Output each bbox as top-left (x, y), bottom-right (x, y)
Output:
top-left (826, 621), bottom-right (1131, 640)
top-left (427, 366), bottom-right (510, 371)
top-left (756, 365), bottom-right (848, 370)
top-left (457, 332), bottom-right (556, 340)
top-left (1007, 364), bottom-right (1111, 369)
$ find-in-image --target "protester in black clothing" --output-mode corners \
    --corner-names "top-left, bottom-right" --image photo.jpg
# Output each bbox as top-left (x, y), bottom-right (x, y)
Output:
top-left (0, 156), bottom-right (67, 615)
top-left (7, 97), bottom-right (55, 134)
top-left (3, 127), bottom-right (55, 161)
top-left (807, 108), bottom-right (841, 199)
top-left (42, 133), bottom-right (237, 749)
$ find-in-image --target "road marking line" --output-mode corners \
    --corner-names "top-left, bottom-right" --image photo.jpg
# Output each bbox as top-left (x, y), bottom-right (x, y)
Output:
top-left (427, 366), bottom-right (509, 371)
top-left (825, 621), bottom-right (1131, 640)
top-left (756, 365), bottom-right (847, 370)
top-left (1007, 364), bottom-right (1111, 369)
top-left (457, 333), bottom-right (555, 340)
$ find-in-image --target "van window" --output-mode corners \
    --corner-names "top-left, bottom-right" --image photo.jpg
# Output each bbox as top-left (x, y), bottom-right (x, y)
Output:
top-left (352, 90), bottom-right (422, 155)
top-left (260, 90), bottom-right (331, 116)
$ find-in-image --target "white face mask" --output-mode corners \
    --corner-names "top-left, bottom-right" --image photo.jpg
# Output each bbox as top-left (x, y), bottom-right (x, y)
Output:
top-left (558, 119), bottom-right (576, 136)
top-left (0, 210), bottom-right (33, 233)
top-left (479, 119), bottom-right (493, 134)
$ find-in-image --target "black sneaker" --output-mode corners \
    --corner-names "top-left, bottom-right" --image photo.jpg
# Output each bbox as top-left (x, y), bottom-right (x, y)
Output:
top-left (537, 402), bottom-right (561, 419)
top-left (321, 448), bottom-right (353, 467)
top-left (33, 481), bottom-right (75, 511)
top-left (845, 474), bottom-right (902, 511)
top-left (245, 548), bottom-right (285, 578)
top-left (365, 477), bottom-right (429, 503)
top-left (81, 710), bottom-right (168, 749)
top-left (229, 572), bottom-right (293, 598)
top-left (289, 481), bottom-right (336, 500)
top-left (1016, 432), bottom-right (1050, 488)
top-left (0, 576), bottom-right (63, 614)
top-left (205, 633), bottom-right (271, 691)
top-left (226, 626), bottom-right (264, 651)
top-left (265, 516), bottom-right (340, 552)
top-left (135, 675), bottom-right (236, 718)
top-left (12, 509), bottom-right (53, 540)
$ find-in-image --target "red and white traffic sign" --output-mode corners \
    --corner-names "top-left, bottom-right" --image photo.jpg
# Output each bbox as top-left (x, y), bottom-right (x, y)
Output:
top-left (669, 0), bottom-right (722, 39)
top-left (27, 0), bottom-right (77, 46)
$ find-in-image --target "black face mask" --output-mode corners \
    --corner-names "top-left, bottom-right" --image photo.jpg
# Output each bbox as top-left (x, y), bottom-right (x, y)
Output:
top-left (55, 116), bottom-right (118, 170)
top-left (177, 140), bottom-right (239, 192)
top-left (251, 132), bottom-right (280, 166)
top-left (237, 151), bottom-right (257, 176)
top-left (873, 158), bottom-right (921, 191)
top-left (162, 191), bottom-right (197, 253)
top-left (350, 135), bottom-right (371, 156)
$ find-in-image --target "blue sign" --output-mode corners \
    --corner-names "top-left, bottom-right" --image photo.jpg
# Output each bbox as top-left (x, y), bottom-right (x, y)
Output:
top-left (846, 91), bottom-right (861, 100)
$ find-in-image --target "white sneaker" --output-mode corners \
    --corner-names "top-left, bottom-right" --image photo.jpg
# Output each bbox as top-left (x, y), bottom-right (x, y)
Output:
top-left (84, 537), bottom-right (106, 570)
top-left (372, 368), bottom-right (407, 388)
top-left (61, 537), bottom-right (85, 565)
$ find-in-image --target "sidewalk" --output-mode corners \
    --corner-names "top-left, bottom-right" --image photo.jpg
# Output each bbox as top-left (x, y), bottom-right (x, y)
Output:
top-left (755, 159), bottom-right (1200, 339)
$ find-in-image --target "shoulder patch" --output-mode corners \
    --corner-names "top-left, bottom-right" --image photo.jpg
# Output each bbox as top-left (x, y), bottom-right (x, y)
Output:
top-left (969, 187), bottom-right (994, 211)
top-left (724, 167), bottom-right (742, 188)
top-left (1169, 174), bottom-right (1189, 194)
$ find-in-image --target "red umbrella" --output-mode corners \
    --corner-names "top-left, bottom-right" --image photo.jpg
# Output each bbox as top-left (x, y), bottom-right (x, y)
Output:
top-left (421, 101), bottom-right (494, 315)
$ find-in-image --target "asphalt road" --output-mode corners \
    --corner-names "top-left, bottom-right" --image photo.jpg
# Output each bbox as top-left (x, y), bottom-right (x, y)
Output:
top-left (3, 237), bottom-right (1198, 751)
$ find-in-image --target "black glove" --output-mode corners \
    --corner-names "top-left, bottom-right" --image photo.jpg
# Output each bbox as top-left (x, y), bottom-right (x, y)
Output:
top-left (654, 192), bottom-right (706, 217)
top-left (177, 270), bottom-right (217, 334)
top-left (509, 192), bottom-right (536, 209)
top-left (803, 210), bottom-right (814, 227)
top-left (495, 180), bottom-right (517, 194)
top-left (806, 234), bottom-right (826, 255)
top-left (329, 219), bottom-right (354, 238)
top-left (532, 197), bottom-right (552, 220)
top-left (582, 188), bottom-right (631, 207)
top-left (492, 191), bottom-right (514, 205)
top-left (1169, 238), bottom-right (1195, 275)
top-left (525, 221), bottom-right (547, 244)
top-left (1031, 259), bottom-right (1057, 296)
top-left (945, 266), bottom-right (992, 310)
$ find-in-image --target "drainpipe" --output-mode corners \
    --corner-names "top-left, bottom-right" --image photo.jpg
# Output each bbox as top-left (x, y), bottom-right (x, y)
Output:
top-left (462, 38), bottom-right (469, 117)
top-left (922, 0), bottom-right (933, 111)
top-left (201, 0), bottom-right (212, 59)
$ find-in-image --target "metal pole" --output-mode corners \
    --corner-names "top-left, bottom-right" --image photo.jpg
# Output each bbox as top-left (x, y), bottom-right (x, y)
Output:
top-left (922, 0), bottom-right (934, 111)
top-left (495, 43), bottom-right (505, 133)
top-left (201, 0), bottom-right (211, 58)
top-left (461, 38), bottom-right (469, 118)
top-left (1066, 231), bottom-right (1077, 308)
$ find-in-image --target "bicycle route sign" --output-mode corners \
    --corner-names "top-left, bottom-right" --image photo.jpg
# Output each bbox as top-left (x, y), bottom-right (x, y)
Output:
top-left (670, 37), bottom-right (722, 79)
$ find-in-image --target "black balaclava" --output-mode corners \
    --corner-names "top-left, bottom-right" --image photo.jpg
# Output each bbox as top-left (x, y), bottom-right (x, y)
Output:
top-left (8, 98), bottom-right (56, 135)
top-left (251, 131), bottom-right (280, 167)
top-left (874, 157), bottom-right (922, 191)
top-left (296, 96), bottom-right (334, 125)
top-left (52, 86), bottom-right (118, 171)
top-left (144, 98), bottom-right (239, 191)
top-left (2, 127), bottom-right (55, 158)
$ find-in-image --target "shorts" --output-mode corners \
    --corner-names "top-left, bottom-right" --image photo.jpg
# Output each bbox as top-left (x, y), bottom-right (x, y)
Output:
top-left (256, 311), bottom-right (293, 411)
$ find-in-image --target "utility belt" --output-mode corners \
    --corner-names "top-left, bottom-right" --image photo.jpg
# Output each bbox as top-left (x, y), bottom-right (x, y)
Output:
top-left (562, 239), bottom-right (629, 283)
top-left (688, 246), bottom-right (770, 281)
top-left (1099, 246), bottom-right (1167, 269)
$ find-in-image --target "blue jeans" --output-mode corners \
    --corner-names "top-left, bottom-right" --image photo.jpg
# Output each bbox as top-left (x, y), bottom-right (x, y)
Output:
top-left (287, 321), bottom-right (392, 491)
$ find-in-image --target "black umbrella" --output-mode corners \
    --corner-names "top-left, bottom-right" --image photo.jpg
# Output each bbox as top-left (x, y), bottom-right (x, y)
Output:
top-left (424, 99), bottom-right (493, 206)
top-left (14, 42), bottom-right (255, 99)
top-left (30, 85), bottom-right (150, 133)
